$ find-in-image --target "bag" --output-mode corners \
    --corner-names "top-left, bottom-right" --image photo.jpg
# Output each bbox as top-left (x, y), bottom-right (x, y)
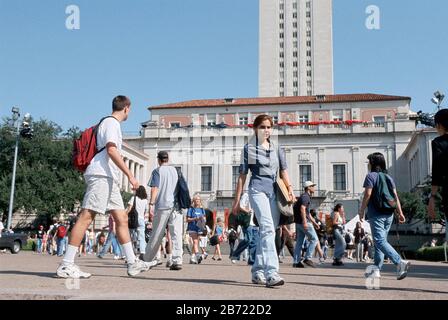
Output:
top-left (72, 116), bottom-right (114, 173)
top-left (228, 229), bottom-right (238, 242)
top-left (56, 225), bottom-right (66, 239)
top-left (236, 212), bottom-right (251, 228)
top-left (209, 235), bottom-right (219, 246)
top-left (276, 174), bottom-right (294, 217)
top-left (175, 168), bottom-right (191, 209)
top-left (128, 196), bottom-right (139, 229)
top-left (345, 233), bottom-right (351, 244)
top-left (325, 215), bottom-right (334, 235)
top-left (371, 172), bottom-right (397, 214)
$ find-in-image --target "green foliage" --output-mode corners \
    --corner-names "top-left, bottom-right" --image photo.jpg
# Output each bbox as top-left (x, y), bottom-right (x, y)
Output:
top-left (0, 118), bottom-right (85, 222)
top-left (415, 246), bottom-right (447, 262)
top-left (397, 191), bottom-right (427, 221)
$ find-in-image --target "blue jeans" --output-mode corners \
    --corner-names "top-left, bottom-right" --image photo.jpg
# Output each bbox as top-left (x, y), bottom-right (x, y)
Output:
top-left (293, 223), bottom-right (318, 262)
top-left (248, 227), bottom-right (259, 265)
top-left (249, 189), bottom-right (280, 278)
top-left (138, 218), bottom-right (146, 253)
top-left (36, 239), bottom-right (42, 253)
top-left (56, 237), bottom-right (65, 256)
top-left (231, 226), bottom-right (254, 260)
top-left (99, 231), bottom-right (122, 257)
top-left (333, 227), bottom-right (346, 260)
top-left (368, 214), bottom-right (402, 270)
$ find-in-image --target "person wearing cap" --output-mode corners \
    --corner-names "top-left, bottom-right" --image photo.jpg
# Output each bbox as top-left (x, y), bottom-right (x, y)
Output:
top-left (232, 114), bottom-right (295, 288)
top-left (292, 181), bottom-right (320, 268)
top-left (143, 151), bottom-right (184, 271)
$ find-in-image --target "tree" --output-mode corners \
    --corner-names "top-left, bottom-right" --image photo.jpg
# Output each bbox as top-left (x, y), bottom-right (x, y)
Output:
top-left (0, 118), bottom-right (85, 226)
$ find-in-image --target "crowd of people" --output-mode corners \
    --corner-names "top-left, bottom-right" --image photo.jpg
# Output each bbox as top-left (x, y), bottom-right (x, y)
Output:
top-left (8, 96), bottom-right (448, 288)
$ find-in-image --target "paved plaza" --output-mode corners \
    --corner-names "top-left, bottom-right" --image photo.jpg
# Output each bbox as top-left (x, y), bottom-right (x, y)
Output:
top-left (0, 251), bottom-right (447, 300)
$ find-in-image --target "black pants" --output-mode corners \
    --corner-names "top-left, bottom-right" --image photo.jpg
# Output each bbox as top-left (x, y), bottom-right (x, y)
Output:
top-left (275, 228), bottom-right (295, 257)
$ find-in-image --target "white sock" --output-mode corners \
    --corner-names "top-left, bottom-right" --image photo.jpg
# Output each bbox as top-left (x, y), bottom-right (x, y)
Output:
top-left (167, 253), bottom-right (172, 261)
top-left (122, 242), bottom-right (136, 264)
top-left (62, 245), bottom-right (78, 266)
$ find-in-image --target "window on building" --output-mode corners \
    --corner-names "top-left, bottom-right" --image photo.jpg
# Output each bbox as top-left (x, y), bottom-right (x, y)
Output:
top-left (280, 71), bottom-right (284, 78)
top-left (293, 2), bottom-right (298, 9)
top-left (307, 21), bottom-right (311, 28)
top-left (307, 30), bottom-right (311, 37)
top-left (293, 51), bottom-right (298, 58)
top-left (272, 115), bottom-right (279, 124)
top-left (293, 91), bottom-right (298, 96)
top-left (280, 91), bottom-right (285, 97)
top-left (293, 70), bottom-right (298, 78)
top-left (373, 116), bottom-right (386, 125)
top-left (280, 32), bottom-right (284, 39)
top-left (293, 31), bottom-right (298, 38)
top-left (293, 61), bottom-right (298, 67)
top-left (307, 40), bottom-right (312, 47)
top-left (280, 13), bottom-right (284, 20)
top-left (232, 166), bottom-right (240, 191)
top-left (307, 50), bottom-right (311, 57)
top-left (201, 167), bottom-right (212, 192)
top-left (293, 81), bottom-right (298, 87)
top-left (307, 70), bottom-right (312, 77)
top-left (298, 112), bottom-right (309, 123)
top-left (306, 11), bottom-right (311, 18)
top-left (170, 122), bottom-right (181, 128)
top-left (280, 61), bottom-right (284, 68)
top-left (333, 165), bottom-right (347, 191)
top-left (306, 1), bottom-right (311, 9)
top-left (293, 12), bottom-right (297, 19)
top-left (280, 23), bottom-right (284, 29)
top-left (293, 41), bottom-right (298, 48)
top-left (280, 81), bottom-right (284, 88)
top-left (239, 115), bottom-right (249, 126)
top-left (293, 22), bottom-right (298, 28)
top-left (280, 3), bottom-right (284, 10)
top-left (307, 90), bottom-right (312, 96)
top-left (280, 42), bottom-right (284, 49)
top-left (307, 80), bottom-right (312, 87)
top-left (307, 60), bottom-right (312, 67)
top-left (207, 114), bottom-right (216, 126)
top-left (300, 165), bottom-right (312, 189)
top-left (332, 110), bottom-right (343, 121)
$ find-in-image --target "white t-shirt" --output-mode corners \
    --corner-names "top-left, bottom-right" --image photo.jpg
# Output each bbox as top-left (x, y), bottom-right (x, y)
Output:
top-left (239, 193), bottom-right (255, 227)
top-left (85, 117), bottom-right (122, 183)
top-left (0, 221), bottom-right (4, 237)
top-left (128, 196), bottom-right (149, 220)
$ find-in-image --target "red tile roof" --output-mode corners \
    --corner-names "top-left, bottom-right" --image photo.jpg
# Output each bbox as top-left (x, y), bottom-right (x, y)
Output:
top-left (148, 94), bottom-right (411, 110)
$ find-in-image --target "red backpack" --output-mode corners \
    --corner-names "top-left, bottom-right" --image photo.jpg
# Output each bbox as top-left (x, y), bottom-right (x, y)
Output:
top-left (57, 225), bottom-right (67, 238)
top-left (72, 116), bottom-right (114, 173)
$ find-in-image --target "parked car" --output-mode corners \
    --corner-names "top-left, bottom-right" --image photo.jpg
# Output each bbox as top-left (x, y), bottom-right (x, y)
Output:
top-left (0, 231), bottom-right (29, 254)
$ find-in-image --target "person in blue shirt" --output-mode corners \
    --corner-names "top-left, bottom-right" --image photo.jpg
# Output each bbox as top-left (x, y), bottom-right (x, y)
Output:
top-left (186, 195), bottom-right (207, 264)
top-left (359, 152), bottom-right (410, 280)
top-left (232, 114), bottom-right (295, 288)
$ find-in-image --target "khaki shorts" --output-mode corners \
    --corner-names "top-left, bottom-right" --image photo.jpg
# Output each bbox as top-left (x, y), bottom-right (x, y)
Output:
top-left (81, 175), bottom-right (124, 215)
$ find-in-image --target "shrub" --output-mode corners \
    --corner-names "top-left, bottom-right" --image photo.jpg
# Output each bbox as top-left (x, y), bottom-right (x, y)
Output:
top-left (415, 246), bottom-right (447, 262)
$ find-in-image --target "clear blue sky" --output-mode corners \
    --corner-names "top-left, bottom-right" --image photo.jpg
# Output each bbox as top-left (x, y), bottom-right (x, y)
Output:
top-left (0, 0), bottom-right (447, 134)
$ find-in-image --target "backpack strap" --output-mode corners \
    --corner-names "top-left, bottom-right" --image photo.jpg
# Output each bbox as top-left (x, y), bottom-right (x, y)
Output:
top-left (95, 116), bottom-right (118, 153)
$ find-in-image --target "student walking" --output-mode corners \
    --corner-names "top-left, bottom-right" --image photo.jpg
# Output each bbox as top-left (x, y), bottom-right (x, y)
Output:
top-left (126, 186), bottom-right (149, 254)
top-left (331, 204), bottom-right (346, 266)
top-left (143, 151), bottom-right (183, 271)
top-left (232, 114), bottom-right (294, 287)
top-left (56, 95), bottom-right (149, 278)
top-left (186, 195), bottom-right (207, 264)
top-left (428, 109), bottom-right (448, 242)
top-left (359, 152), bottom-right (410, 280)
top-left (293, 181), bottom-right (320, 268)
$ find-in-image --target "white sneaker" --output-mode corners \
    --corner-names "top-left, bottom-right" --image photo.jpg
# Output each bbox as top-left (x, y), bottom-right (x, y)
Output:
top-left (113, 255), bottom-right (120, 260)
top-left (127, 259), bottom-right (151, 277)
top-left (364, 267), bottom-right (381, 278)
top-left (251, 273), bottom-right (267, 285)
top-left (166, 260), bottom-right (174, 268)
top-left (231, 260), bottom-right (237, 264)
top-left (397, 260), bottom-right (410, 280)
top-left (56, 263), bottom-right (91, 279)
top-left (266, 274), bottom-right (285, 287)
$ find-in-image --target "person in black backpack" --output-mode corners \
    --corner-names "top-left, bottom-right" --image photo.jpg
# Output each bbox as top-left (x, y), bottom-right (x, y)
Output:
top-left (428, 109), bottom-right (448, 243)
top-left (359, 152), bottom-right (410, 280)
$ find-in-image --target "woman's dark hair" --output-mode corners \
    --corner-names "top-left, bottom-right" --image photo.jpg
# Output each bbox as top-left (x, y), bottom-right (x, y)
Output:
top-left (367, 152), bottom-right (387, 173)
top-left (356, 221), bottom-right (362, 228)
top-left (334, 203), bottom-right (343, 212)
top-left (434, 109), bottom-right (448, 130)
top-left (135, 185), bottom-right (147, 200)
top-left (253, 114), bottom-right (273, 129)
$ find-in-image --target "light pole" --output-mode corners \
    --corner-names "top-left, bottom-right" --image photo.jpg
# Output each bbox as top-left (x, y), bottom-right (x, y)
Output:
top-left (6, 107), bottom-right (32, 230)
top-left (431, 91), bottom-right (445, 110)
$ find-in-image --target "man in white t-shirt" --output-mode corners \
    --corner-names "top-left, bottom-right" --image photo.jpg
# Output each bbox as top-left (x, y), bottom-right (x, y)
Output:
top-left (57, 95), bottom-right (151, 279)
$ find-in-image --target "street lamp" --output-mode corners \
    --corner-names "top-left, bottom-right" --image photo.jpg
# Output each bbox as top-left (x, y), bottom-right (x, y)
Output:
top-left (6, 107), bottom-right (32, 230)
top-left (431, 91), bottom-right (445, 110)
